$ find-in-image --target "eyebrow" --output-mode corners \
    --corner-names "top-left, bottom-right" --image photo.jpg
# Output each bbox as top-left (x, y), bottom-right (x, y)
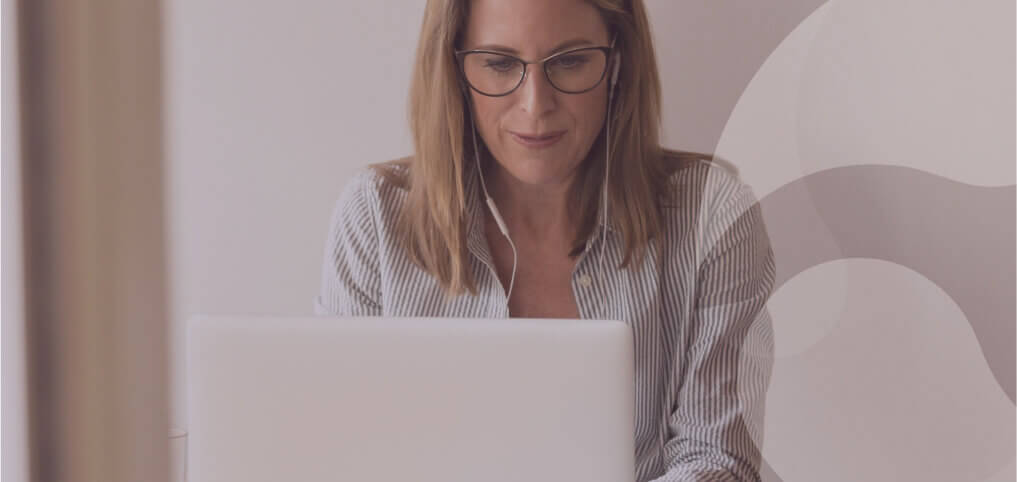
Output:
top-left (471, 38), bottom-right (594, 56)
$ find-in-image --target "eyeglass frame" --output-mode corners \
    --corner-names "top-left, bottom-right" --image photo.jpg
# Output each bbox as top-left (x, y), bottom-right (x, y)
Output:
top-left (454, 38), bottom-right (617, 97)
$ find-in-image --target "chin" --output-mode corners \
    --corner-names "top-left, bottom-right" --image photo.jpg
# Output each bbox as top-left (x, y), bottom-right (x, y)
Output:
top-left (501, 158), bottom-right (575, 187)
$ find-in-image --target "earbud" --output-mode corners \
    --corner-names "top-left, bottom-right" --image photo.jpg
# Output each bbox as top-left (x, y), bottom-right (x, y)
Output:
top-left (610, 52), bottom-right (622, 93)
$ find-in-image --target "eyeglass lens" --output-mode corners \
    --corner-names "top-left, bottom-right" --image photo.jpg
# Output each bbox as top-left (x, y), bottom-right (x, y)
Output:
top-left (461, 48), bottom-right (608, 96)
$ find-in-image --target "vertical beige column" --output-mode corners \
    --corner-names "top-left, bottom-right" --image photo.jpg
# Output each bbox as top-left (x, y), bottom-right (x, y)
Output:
top-left (17, 1), bottom-right (170, 481)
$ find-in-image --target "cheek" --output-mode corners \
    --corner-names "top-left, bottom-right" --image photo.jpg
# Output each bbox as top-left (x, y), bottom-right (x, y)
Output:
top-left (566, 95), bottom-right (608, 142)
top-left (469, 97), bottom-right (506, 145)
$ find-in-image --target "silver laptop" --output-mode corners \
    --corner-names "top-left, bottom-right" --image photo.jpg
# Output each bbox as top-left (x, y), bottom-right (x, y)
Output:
top-left (186, 315), bottom-right (635, 482)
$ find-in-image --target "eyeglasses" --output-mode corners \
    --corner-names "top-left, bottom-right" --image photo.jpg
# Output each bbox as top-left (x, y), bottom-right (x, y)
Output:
top-left (455, 43), bottom-right (614, 97)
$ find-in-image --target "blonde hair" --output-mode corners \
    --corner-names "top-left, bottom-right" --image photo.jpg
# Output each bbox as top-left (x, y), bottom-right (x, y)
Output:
top-left (375, 0), bottom-right (711, 296)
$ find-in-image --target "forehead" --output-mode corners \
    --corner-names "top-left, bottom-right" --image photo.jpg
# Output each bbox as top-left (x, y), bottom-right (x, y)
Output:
top-left (462, 0), bottom-right (609, 55)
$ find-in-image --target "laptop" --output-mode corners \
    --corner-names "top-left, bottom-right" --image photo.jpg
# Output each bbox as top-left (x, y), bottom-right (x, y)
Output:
top-left (186, 315), bottom-right (635, 482)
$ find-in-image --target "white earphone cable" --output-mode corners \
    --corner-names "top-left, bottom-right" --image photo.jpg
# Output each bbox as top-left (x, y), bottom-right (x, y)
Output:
top-left (471, 119), bottom-right (518, 302)
top-left (600, 95), bottom-right (612, 282)
top-left (599, 46), bottom-right (620, 283)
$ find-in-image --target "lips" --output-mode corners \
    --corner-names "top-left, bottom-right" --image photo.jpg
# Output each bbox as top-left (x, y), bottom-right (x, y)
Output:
top-left (510, 130), bottom-right (566, 148)
top-left (513, 131), bottom-right (564, 140)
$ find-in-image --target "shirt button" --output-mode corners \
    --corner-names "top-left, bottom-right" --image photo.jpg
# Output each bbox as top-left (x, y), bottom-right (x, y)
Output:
top-left (577, 274), bottom-right (593, 288)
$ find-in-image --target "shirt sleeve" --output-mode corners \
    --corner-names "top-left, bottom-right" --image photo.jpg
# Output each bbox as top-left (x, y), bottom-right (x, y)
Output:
top-left (652, 178), bottom-right (777, 481)
top-left (314, 170), bottom-right (384, 316)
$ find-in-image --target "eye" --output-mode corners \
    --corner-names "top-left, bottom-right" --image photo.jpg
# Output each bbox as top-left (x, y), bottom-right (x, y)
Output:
top-left (484, 58), bottom-right (517, 73)
top-left (550, 54), bottom-right (590, 69)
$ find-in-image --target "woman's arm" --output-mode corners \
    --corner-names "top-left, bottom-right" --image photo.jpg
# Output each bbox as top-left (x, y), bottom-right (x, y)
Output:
top-left (314, 170), bottom-right (384, 316)
top-left (654, 179), bottom-right (776, 482)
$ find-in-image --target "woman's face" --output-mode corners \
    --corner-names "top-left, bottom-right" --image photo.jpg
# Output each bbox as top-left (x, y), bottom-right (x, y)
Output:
top-left (461, 0), bottom-right (611, 189)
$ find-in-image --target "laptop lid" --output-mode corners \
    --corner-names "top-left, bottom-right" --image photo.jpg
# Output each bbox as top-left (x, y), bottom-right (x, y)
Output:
top-left (187, 315), bottom-right (634, 482)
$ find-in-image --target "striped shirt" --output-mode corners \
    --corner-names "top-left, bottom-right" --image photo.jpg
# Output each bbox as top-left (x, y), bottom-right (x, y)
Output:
top-left (315, 159), bottom-right (776, 482)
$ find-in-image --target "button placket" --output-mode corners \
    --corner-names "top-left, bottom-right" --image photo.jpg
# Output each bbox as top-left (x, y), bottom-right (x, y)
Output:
top-left (577, 273), bottom-right (593, 288)
top-left (572, 228), bottom-right (613, 320)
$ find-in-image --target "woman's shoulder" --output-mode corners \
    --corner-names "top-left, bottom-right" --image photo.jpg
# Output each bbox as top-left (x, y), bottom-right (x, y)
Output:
top-left (330, 156), bottom-right (412, 229)
top-left (661, 149), bottom-right (738, 173)
top-left (340, 155), bottom-right (412, 199)
top-left (654, 151), bottom-right (772, 271)
top-left (342, 155), bottom-right (408, 196)
top-left (366, 156), bottom-right (413, 189)
top-left (657, 150), bottom-right (762, 225)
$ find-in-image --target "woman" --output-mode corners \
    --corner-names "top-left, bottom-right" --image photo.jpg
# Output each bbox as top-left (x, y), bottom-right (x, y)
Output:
top-left (315, 0), bottom-right (776, 480)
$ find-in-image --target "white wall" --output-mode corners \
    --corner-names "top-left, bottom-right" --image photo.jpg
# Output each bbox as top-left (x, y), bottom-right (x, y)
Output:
top-left (165, 1), bottom-right (423, 427)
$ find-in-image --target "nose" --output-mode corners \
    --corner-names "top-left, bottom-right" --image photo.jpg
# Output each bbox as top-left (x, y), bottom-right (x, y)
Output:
top-left (517, 65), bottom-right (557, 116)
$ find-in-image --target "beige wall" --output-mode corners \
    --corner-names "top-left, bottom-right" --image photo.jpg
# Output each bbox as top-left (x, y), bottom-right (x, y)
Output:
top-left (6, 0), bottom-right (171, 479)
top-left (3, 0), bottom-right (28, 479)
